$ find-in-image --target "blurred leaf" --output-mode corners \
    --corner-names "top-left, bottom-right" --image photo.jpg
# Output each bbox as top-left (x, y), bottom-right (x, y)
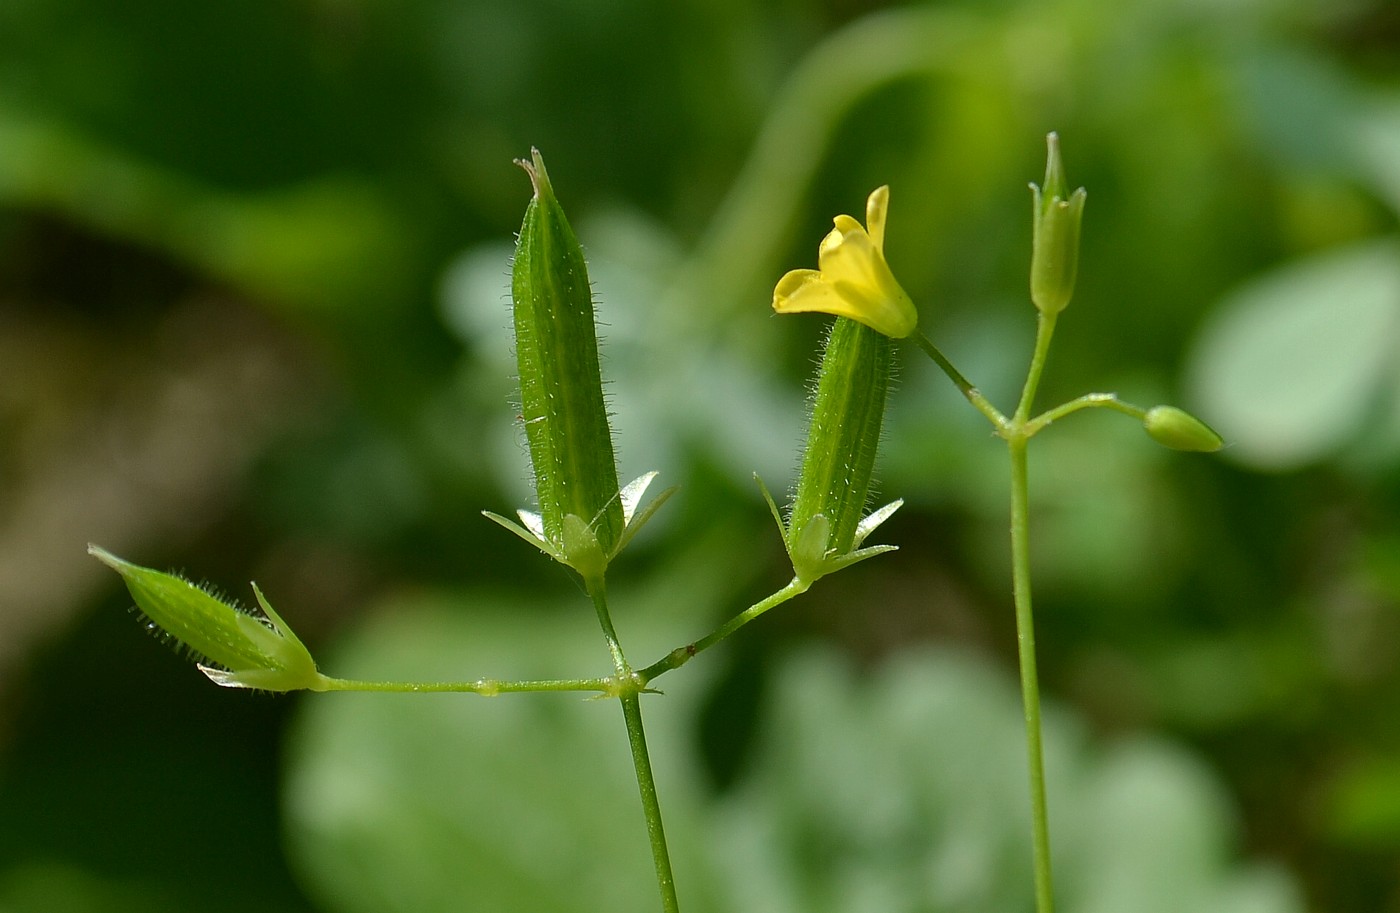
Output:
top-left (0, 112), bottom-right (413, 315)
top-left (1234, 45), bottom-right (1361, 175)
top-left (287, 597), bottom-right (1304, 913)
top-left (1346, 95), bottom-right (1400, 218)
top-left (0, 863), bottom-right (178, 913)
top-left (708, 647), bottom-right (1304, 913)
top-left (1327, 754), bottom-right (1400, 849)
top-left (706, 648), bottom-right (1047, 913)
top-left (283, 591), bottom-right (720, 913)
top-left (1186, 239), bottom-right (1400, 470)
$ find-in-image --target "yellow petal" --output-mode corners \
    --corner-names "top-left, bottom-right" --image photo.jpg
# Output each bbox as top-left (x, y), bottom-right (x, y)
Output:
top-left (830, 278), bottom-right (917, 338)
top-left (774, 268), bottom-right (822, 308)
top-left (865, 186), bottom-right (889, 251)
top-left (771, 186), bottom-right (918, 338)
top-left (818, 221), bottom-right (881, 288)
top-left (773, 271), bottom-right (855, 320)
top-left (831, 214), bottom-right (863, 238)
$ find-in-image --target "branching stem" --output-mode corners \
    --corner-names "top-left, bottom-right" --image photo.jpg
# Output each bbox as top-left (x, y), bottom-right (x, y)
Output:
top-left (916, 310), bottom-right (1061, 913)
top-left (315, 676), bottom-right (612, 695)
top-left (638, 578), bottom-right (809, 685)
top-left (910, 331), bottom-right (1006, 427)
top-left (585, 575), bottom-right (680, 913)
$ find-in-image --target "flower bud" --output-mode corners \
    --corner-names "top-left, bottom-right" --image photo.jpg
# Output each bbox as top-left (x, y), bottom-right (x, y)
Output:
top-left (89, 545), bottom-right (324, 691)
top-left (1143, 406), bottom-right (1224, 453)
top-left (1029, 133), bottom-right (1087, 315)
top-left (511, 149), bottom-right (623, 558)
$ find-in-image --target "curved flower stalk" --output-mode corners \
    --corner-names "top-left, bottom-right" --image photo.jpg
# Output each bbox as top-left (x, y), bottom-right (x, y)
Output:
top-left (773, 186), bottom-right (917, 338)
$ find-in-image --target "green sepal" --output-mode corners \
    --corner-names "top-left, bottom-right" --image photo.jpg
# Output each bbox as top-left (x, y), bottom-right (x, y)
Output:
top-left (1029, 133), bottom-right (1087, 315)
top-left (612, 471), bottom-right (679, 557)
top-left (485, 471), bottom-right (678, 577)
top-left (757, 473), bottom-right (902, 586)
top-left (511, 149), bottom-right (624, 555)
top-left (89, 545), bottom-right (326, 692)
top-left (482, 509), bottom-right (566, 565)
top-left (561, 513), bottom-right (606, 581)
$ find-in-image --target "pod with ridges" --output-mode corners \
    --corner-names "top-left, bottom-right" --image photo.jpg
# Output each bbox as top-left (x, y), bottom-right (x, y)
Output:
top-left (511, 149), bottom-right (624, 558)
top-left (89, 545), bottom-right (325, 691)
top-left (772, 317), bottom-right (901, 584)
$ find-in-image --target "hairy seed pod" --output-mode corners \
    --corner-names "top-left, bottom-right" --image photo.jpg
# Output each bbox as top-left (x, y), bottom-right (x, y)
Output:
top-left (788, 317), bottom-right (894, 562)
top-left (89, 545), bottom-right (323, 691)
top-left (511, 149), bottom-right (623, 554)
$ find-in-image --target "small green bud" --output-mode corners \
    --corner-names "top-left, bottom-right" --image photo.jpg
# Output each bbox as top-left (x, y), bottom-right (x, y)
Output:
top-left (1029, 132), bottom-right (1087, 315)
top-left (1143, 405), bottom-right (1224, 453)
top-left (511, 149), bottom-right (623, 558)
top-left (89, 545), bottom-right (325, 691)
top-left (775, 317), bottom-right (901, 584)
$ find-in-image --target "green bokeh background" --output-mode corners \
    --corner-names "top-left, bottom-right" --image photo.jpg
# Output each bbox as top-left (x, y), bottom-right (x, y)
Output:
top-left (3, 0), bottom-right (1400, 910)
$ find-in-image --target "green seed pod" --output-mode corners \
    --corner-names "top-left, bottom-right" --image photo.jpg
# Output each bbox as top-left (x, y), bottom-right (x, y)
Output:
top-left (511, 149), bottom-right (623, 558)
top-left (787, 317), bottom-right (894, 575)
top-left (89, 545), bottom-right (324, 691)
top-left (1029, 133), bottom-right (1087, 316)
top-left (1143, 405), bottom-right (1224, 453)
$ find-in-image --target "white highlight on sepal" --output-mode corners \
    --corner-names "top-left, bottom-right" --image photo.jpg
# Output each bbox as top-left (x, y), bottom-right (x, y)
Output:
top-left (755, 473), bottom-right (901, 585)
top-left (484, 470), bottom-right (678, 577)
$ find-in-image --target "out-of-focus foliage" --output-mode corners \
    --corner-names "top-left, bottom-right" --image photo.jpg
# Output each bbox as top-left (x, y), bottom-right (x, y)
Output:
top-left (286, 592), bottom-right (1303, 913)
top-left (3, 0), bottom-right (1400, 910)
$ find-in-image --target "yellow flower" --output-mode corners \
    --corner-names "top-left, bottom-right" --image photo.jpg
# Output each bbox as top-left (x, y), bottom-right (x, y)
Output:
top-left (773, 186), bottom-right (917, 338)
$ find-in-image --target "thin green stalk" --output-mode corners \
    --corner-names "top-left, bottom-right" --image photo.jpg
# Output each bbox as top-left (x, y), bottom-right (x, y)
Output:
top-left (316, 676), bottom-right (612, 695)
top-left (638, 578), bottom-right (809, 685)
top-left (1014, 312), bottom-right (1058, 423)
top-left (588, 574), bottom-right (630, 677)
top-left (917, 307), bottom-right (1057, 910)
top-left (620, 691), bottom-right (679, 913)
top-left (1006, 307), bottom-right (1058, 913)
top-left (1025, 392), bottom-right (1145, 436)
top-left (1009, 436), bottom-right (1055, 913)
top-left (911, 331), bottom-right (1006, 428)
top-left (585, 577), bottom-right (680, 913)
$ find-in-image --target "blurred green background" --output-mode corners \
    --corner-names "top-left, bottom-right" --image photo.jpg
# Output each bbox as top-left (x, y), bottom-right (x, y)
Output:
top-left (3, 0), bottom-right (1400, 910)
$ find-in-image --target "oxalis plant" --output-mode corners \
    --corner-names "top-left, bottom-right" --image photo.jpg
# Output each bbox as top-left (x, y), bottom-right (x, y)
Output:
top-left (90, 135), bottom-right (1221, 913)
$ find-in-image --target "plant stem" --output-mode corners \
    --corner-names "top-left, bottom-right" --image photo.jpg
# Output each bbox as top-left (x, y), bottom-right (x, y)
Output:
top-left (637, 578), bottom-right (808, 685)
top-left (588, 574), bottom-right (630, 676)
top-left (585, 576), bottom-right (681, 913)
top-left (314, 675), bottom-right (613, 695)
top-left (1014, 311), bottom-right (1057, 423)
top-left (619, 690), bottom-right (680, 913)
top-left (1025, 391), bottom-right (1145, 436)
top-left (1006, 308), bottom-right (1058, 913)
top-left (910, 331), bottom-right (1006, 428)
top-left (1008, 434), bottom-right (1056, 913)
